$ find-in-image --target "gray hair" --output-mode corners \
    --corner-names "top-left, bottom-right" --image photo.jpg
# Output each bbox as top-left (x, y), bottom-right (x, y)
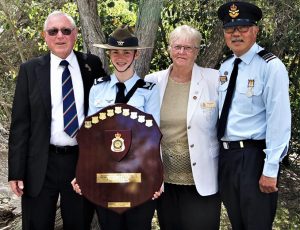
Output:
top-left (44, 11), bottom-right (76, 30)
top-left (168, 25), bottom-right (202, 48)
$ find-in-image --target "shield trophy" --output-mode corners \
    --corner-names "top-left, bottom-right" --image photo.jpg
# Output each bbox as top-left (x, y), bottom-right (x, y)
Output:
top-left (76, 104), bottom-right (163, 213)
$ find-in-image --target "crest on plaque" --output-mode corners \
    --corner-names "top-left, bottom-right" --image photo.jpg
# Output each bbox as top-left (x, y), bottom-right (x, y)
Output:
top-left (111, 132), bottom-right (125, 152)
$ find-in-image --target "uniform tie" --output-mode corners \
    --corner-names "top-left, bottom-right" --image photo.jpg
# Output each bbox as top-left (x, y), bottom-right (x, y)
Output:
top-left (115, 82), bottom-right (126, 103)
top-left (217, 58), bottom-right (242, 140)
top-left (60, 60), bottom-right (79, 138)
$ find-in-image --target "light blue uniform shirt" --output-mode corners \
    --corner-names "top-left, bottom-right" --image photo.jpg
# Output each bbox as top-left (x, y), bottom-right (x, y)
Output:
top-left (218, 43), bottom-right (291, 177)
top-left (88, 73), bottom-right (160, 125)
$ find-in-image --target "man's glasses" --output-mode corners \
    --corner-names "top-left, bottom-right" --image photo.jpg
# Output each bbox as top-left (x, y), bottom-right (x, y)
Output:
top-left (224, 26), bottom-right (251, 34)
top-left (46, 28), bottom-right (75, 36)
top-left (171, 45), bottom-right (199, 53)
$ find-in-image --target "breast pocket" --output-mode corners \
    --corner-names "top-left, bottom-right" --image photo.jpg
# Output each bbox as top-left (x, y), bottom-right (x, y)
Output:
top-left (93, 97), bottom-right (114, 110)
top-left (235, 81), bottom-right (263, 114)
top-left (127, 95), bottom-right (145, 112)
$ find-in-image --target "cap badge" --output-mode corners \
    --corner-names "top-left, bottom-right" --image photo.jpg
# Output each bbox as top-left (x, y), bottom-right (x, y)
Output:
top-left (229, 4), bottom-right (239, 18)
top-left (117, 41), bottom-right (124, 46)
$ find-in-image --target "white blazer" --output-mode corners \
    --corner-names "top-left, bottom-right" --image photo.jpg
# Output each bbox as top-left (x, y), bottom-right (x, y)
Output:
top-left (145, 63), bottom-right (219, 196)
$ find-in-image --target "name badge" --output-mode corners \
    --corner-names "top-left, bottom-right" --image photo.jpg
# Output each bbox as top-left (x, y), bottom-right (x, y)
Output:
top-left (201, 101), bottom-right (216, 109)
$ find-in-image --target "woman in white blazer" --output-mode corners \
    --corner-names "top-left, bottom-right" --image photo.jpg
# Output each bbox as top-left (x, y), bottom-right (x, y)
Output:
top-left (145, 25), bottom-right (220, 230)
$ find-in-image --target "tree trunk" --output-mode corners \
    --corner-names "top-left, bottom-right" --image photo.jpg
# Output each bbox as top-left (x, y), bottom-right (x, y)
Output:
top-left (134, 0), bottom-right (163, 78)
top-left (76, 0), bottom-right (109, 73)
top-left (197, 22), bottom-right (225, 69)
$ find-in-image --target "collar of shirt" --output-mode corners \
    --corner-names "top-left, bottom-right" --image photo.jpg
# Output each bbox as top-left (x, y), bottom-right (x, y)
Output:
top-left (109, 73), bottom-right (140, 93)
top-left (50, 51), bottom-right (76, 69)
top-left (233, 43), bottom-right (260, 65)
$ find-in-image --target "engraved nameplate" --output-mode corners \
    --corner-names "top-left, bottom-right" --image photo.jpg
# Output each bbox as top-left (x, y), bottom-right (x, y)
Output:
top-left (96, 173), bottom-right (141, 183)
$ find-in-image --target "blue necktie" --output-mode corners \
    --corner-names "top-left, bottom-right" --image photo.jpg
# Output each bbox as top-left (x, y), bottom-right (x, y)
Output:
top-left (60, 60), bottom-right (79, 138)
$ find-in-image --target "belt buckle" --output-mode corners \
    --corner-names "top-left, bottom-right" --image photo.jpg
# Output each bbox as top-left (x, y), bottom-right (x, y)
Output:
top-left (239, 141), bottom-right (244, 148)
top-left (223, 142), bottom-right (229, 150)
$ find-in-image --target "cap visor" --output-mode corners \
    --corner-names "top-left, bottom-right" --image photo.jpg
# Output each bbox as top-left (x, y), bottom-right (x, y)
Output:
top-left (223, 21), bottom-right (255, 28)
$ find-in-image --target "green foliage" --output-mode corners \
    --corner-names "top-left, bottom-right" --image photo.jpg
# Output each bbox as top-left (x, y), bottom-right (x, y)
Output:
top-left (274, 201), bottom-right (300, 230)
top-left (98, 0), bottom-right (137, 37)
top-left (150, 0), bottom-right (224, 72)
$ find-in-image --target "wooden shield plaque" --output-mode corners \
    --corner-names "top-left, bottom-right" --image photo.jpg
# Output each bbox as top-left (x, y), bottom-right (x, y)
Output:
top-left (76, 104), bottom-right (163, 213)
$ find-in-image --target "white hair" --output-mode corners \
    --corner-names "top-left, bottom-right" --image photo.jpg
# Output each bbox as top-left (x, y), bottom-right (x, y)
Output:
top-left (43, 11), bottom-right (76, 30)
top-left (168, 25), bottom-right (202, 48)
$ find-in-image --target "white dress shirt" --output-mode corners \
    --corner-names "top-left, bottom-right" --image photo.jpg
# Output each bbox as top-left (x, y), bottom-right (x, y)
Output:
top-left (50, 51), bottom-right (84, 146)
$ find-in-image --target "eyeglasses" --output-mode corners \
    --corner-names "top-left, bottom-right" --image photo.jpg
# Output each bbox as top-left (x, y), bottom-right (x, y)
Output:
top-left (171, 45), bottom-right (199, 53)
top-left (224, 26), bottom-right (251, 34)
top-left (46, 28), bottom-right (75, 36)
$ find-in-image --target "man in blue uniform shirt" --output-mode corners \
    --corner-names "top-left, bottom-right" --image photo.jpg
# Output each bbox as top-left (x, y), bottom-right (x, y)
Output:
top-left (217, 2), bottom-right (291, 229)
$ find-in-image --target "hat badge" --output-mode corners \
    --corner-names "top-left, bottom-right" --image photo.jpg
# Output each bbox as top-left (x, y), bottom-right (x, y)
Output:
top-left (229, 4), bottom-right (239, 18)
top-left (117, 41), bottom-right (125, 46)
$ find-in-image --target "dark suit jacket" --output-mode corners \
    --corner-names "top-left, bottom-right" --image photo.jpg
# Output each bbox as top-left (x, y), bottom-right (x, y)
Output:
top-left (8, 51), bottom-right (106, 197)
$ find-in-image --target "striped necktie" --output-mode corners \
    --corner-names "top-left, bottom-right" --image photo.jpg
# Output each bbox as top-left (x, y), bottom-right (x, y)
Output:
top-left (60, 60), bottom-right (79, 138)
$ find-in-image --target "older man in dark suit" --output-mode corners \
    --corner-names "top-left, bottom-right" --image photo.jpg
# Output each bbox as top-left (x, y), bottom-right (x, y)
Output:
top-left (8, 11), bottom-right (106, 230)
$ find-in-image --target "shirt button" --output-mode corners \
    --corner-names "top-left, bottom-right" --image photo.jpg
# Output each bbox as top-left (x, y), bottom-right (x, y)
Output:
top-left (190, 144), bottom-right (194, 148)
top-left (193, 96), bottom-right (197, 100)
top-left (192, 162), bottom-right (196, 166)
top-left (187, 126), bottom-right (191, 129)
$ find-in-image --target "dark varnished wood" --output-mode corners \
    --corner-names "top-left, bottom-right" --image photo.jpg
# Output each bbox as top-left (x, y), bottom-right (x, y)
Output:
top-left (76, 104), bottom-right (163, 213)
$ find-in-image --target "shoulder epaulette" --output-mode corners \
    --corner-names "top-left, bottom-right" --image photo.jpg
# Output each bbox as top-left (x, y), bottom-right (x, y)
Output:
top-left (138, 79), bottom-right (156, 90)
top-left (221, 54), bottom-right (234, 64)
top-left (94, 75), bottom-right (111, 85)
top-left (257, 50), bottom-right (277, 63)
